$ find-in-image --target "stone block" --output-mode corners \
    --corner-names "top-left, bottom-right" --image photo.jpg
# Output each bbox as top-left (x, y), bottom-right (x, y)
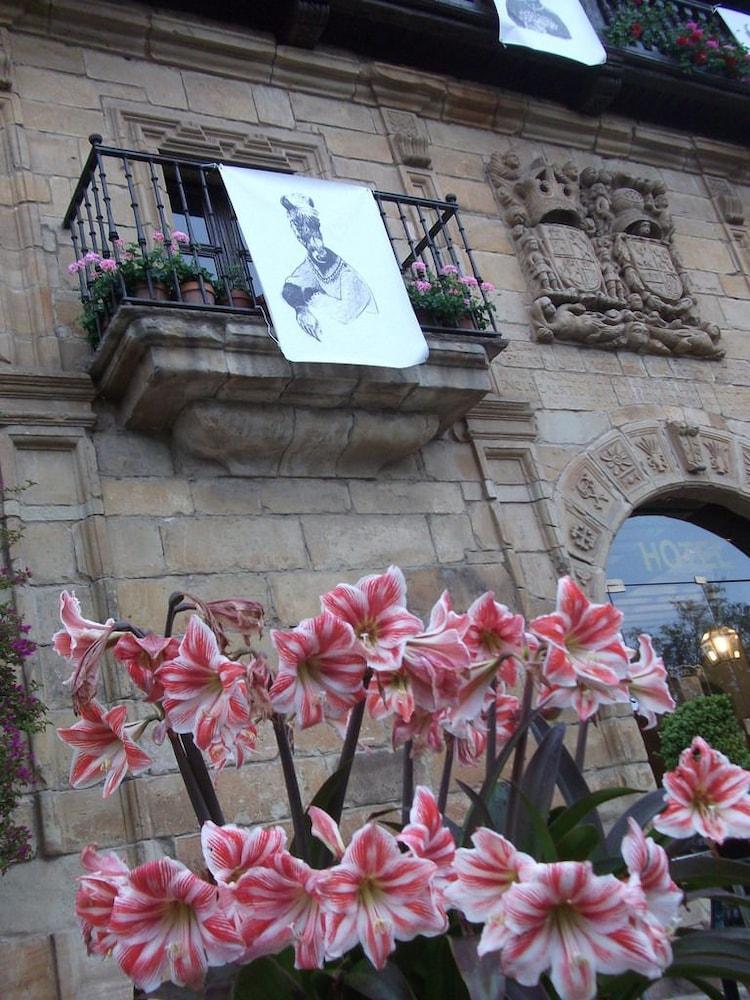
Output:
top-left (533, 371), bottom-right (618, 411)
top-left (322, 126), bottom-right (393, 163)
top-left (0, 934), bottom-right (57, 1000)
top-left (437, 177), bottom-right (497, 215)
top-left (429, 513), bottom-right (475, 563)
top-left (721, 297), bottom-right (750, 331)
top-left (161, 516), bottom-right (306, 573)
top-left (18, 522), bottom-right (78, 585)
top-left (349, 481), bottom-right (464, 515)
top-left (39, 787), bottom-right (129, 855)
top-left (268, 569), bottom-right (355, 624)
top-left (253, 84), bottom-right (295, 127)
top-left (259, 479), bottom-right (351, 514)
top-left (84, 50), bottom-right (187, 108)
top-left (182, 70), bottom-right (258, 121)
top-left (15, 65), bottom-right (102, 109)
top-left (107, 517), bottom-right (166, 577)
top-left (18, 448), bottom-right (81, 507)
top-left (672, 235), bottom-right (733, 273)
top-left (189, 478), bottom-right (262, 515)
top-left (140, 772), bottom-right (205, 839)
top-left (213, 756), bottom-right (328, 825)
top-left (346, 749), bottom-right (402, 806)
top-left (421, 440), bottom-right (483, 482)
top-left (94, 429), bottom-right (174, 478)
top-left (301, 514), bottom-right (435, 570)
top-left (536, 410), bottom-right (610, 445)
top-left (291, 92), bottom-right (375, 131)
top-left (103, 478), bottom-right (193, 517)
top-left (473, 250), bottom-right (526, 292)
top-left (54, 927), bottom-right (133, 1000)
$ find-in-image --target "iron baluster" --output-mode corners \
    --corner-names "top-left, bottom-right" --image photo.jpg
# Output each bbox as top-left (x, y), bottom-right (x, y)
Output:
top-left (173, 161), bottom-right (205, 303)
top-left (119, 152), bottom-right (153, 296)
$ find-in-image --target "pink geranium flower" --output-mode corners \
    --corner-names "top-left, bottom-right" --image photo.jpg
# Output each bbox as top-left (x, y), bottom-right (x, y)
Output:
top-left (53, 591), bottom-right (117, 712)
top-left (157, 616), bottom-right (255, 763)
top-left (321, 820), bottom-right (446, 969)
top-left (109, 857), bottom-right (244, 992)
top-left (499, 862), bottom-right (662, 1000)
top-left (530, 576), bottom-right (630, 721)
top-left (439, 264), bottom-right (458, 275)
top-left (626, 635), bottom-right (675, 728)
top-left (414, 279), bottom-right (432, 292)
top-left (460, 274), bottom-right (479, 287)
top-left (57, 701), bottom-right (151, 798)
top-left (233, 850), bottom-right (329, 969)
top-left (321, 566), bottom-right (422, 671)
top-left (76, 844), bottom-right (130, 957)
top-left (654, 737), bottom-right (750, 844)
top-left (113, 633), bottom-right (179, 702)
top-left (270, 612), bottom-right (365, 729)
top-left (411, 260), bottom-right (427, 273)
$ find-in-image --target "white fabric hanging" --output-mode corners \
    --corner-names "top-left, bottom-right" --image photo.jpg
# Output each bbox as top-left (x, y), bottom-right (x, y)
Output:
top-left (492, 0), bottom-right (607, 66)
top-left (715, 7), bottom-right (750, 50)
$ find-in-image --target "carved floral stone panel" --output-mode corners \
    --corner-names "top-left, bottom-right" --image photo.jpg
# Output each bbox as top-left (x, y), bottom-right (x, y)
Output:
top-left (488, 153), bottom-right (724, 360)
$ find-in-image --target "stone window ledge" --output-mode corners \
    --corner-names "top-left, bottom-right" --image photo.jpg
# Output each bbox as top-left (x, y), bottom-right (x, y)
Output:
top-left (89, 305), bottom-right (504, 476)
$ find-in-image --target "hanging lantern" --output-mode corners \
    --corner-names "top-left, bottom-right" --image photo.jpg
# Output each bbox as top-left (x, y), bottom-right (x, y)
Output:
top-left (699, 625), bottom-right (744, 666)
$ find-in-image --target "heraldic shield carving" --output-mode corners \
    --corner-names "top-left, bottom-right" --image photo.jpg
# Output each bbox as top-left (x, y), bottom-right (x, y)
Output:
top-left (488, 153), bottom-right (723, 359)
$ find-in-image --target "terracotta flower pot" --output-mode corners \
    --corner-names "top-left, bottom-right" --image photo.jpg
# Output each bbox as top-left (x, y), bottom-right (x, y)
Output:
top-left (222, 287), bottom-right (253, 309)
top-left (132, 280), bottom-right (169, 301)
top-left (179, 280), bottom-right (215, 305)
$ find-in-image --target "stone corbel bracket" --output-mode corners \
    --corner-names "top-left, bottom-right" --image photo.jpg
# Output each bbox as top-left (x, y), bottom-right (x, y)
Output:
top-left (89, 306), bottom-right (502, 477)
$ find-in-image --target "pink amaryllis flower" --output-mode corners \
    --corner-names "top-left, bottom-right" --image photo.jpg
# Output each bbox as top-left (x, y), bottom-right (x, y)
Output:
top-left (76, 844), bottom-right (130, 957)
top-left (157, 616), bottom-right (254, 762)
top-left (464, 592), bottom-right (525, 682)
top-left (109, 857), bottom-right (244, 992)
top-left (398, 591), bottom-right (470, 713)
top-left (321, 820), bottom-right (446, 970)
top-left (531, 576), bottom-right (631, 721)
top-left (113, 633), bottom-right (179, 702)
top-left (270, 612), bottom-right (365, 729)
top-left (53, 591), bottom-right (117, 712)
top-left (444, 828), bottom-right (537, 942)
top-left (184, 593), bottom-right (265, 651)
top-left (626, 635), bottom-right (675, 728)
top-left (397, 786), bottom-right (455, 885)
top-left (621, 819), bottom-right (682, 931)
top-left (321, 566), bottom-right (422, 671)
top-left (654, 736), bottom-right (750, 844)
top-left (201, 821), bottom-right (287, 885)
top-left (498, 862), bottom-right (663, 1000)
top-left (233, 850), bottom-right (328, 969)
top-left (58, 701), bottom-right (152, 798)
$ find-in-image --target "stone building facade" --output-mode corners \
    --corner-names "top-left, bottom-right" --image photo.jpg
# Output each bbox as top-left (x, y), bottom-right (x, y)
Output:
top-left (0, 1), bottom-right (749, 996)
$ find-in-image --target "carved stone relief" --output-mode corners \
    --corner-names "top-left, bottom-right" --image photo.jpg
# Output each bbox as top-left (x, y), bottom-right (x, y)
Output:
top-left (666, 421), bottom-right (708, 473)
top-left (383, 109), bottom-right (432, 169)
top-left (488, 152), bottom-right (724, 359)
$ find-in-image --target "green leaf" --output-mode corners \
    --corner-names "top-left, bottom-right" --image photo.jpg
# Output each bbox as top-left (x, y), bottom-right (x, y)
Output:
top-left (555, 824), bottom-right (600, 862)
top-left (449, 935), bottom-right (505, 1000)
top-left (232, 951), bottom-right (304, 999)
top-left (457, 779), bottom-right (496, 830)
top-left (530, 718), bottom-right (604, 839)
top-left (684, 977), bottom-right (727, 1000)
top-left (670, 855), bottom-right (750, 890)
top-left (604, 789), bottom-right (666, 855)
top-left (513, 725), bottom-right (564, 850)
top-left (596, 970), bottom-right (652, 1000)
top-left (549, 787), bottom-right (640, 844)
top-left (685, 889), bottom-right (750, 910)
top-left (514, 789), bottom-right (557, 862)
top-left (342, 959), bottom-right (417, 1000)
top-left (392, 935), bottom-right (470, 1000)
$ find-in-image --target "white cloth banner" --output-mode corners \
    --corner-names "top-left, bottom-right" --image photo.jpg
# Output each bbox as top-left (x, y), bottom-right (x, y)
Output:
top-left (492, 0), bottom-right (606, 66)
top-left (219, 166), bottom-right (429, 369)
top-left (716, 7), bottom-right (750, 49)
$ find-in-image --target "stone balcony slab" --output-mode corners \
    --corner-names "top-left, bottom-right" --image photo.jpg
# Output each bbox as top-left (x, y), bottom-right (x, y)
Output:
top-left (88, 305), bottom-right (504, 476)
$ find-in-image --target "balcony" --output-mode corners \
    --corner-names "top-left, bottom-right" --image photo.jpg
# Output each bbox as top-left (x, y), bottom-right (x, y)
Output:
top-left (155, 0), bottom-right (750, 143)
top-left (64, 139), bottom-right (503, 476)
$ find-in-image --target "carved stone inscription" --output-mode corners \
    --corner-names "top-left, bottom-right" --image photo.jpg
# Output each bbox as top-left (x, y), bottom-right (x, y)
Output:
top-left (488, 153), bottom-right (724, 360)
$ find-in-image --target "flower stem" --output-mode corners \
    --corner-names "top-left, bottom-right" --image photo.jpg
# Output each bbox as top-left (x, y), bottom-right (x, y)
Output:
top-left (182, 733), bottom-right (225, 825)
top-left (485, 678), bottom-right (497, 783)
top-left (504, 671), bottom-right (535, 842)
top-left (438, 733), bottom-right (455, 814)
top-left (575, 718), bottom-right (589, 771)
top-left (401, 740), bottom-right (414, 826)
top-left (272, 713), bottom-right (310, 863)
top-left (329, 671), bottom-right (371, 824)
top-left (167, 729), bottom-right (211, 826)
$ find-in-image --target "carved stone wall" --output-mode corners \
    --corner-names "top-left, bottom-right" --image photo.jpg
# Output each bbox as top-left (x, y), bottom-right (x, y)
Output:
top-left (489, 153), bottom-right (724, 359)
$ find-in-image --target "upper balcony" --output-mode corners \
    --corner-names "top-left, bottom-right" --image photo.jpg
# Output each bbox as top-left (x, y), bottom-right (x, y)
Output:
top-left (63, 139), bottom-right (504, 476)
top-left (152, 0), bottom-right (750, 144)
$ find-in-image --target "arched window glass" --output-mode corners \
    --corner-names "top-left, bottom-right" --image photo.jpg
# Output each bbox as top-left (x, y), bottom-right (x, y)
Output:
top-left (606, 513), bottom-right (750, 676)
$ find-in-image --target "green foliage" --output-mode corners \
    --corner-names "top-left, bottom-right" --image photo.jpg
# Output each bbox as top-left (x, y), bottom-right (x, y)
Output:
top-left (0, 490), bottom-right (46, 873)
top-left (405, 263), bottom-right (496, 331)
top-left (659, 694), bottom-right (750, 770)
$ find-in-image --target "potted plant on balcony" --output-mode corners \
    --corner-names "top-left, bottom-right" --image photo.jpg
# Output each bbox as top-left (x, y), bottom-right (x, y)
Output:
top-left (170, 253), bottom-right (217, 305)
top-left (405, 261), bottom-right (496, 331)
top-left (216, 262), bottom-right (255, 309)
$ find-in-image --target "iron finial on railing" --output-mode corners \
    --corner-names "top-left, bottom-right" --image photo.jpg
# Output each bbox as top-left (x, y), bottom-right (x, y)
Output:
top-left (89, 133), bottom-right (103, 146)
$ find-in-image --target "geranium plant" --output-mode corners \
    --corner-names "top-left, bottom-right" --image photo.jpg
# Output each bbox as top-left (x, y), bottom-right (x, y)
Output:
top-left (405, 261), bottom-right (496, 331)
top-left (51, 571), bottom-right (750, 998)
top-left (606, 1), bottom-right (750, 83)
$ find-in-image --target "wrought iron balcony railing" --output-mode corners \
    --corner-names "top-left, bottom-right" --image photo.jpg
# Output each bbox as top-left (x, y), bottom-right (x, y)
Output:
top-left (63, 137), bottom-right (499, 347)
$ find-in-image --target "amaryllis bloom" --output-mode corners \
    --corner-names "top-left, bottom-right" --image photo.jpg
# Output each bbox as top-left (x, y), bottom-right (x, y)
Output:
top-left (113, 633), bottom-right (179, 702)
top-left (270, 612), bottom-right (365, 729)
top-left (445, 828), bottom-right (537, 937)
top-left (391, 706), bottom-right (444, 755)
top-left (184, 594), bottom-right (265, 650)
top-left (465, 592), bottom-right (525, 680)
top-left (498, 862), bottom-right (662, 1000)
top-left (397, 786), bottom-right (455, 876)
top-left (157, 616), bottom-right (254, 761)
top-left (654, 737), bottom-right (750, 844)
top-left (109, 857), bottom-right (244, 992)
top-left (53, 591), bottom-right (117, 712)
top-left (321, 820), bottom-right (446, 970)
top-left (58, 701), bottom-right (151, 798)
top-left (76, 844), bottom-right (130, 957)
top-left (201, 821), bottom-right (286, 885)
top-left (531, 576), bottom-right (631, 720)
top-left (627, 635), bottom-right (675, 728)
top-left (621, 819), bottom-right (682, 929)
top-left (233, 850), bottom-right (328, 969)
top-left (538, 673), bottom-right (630, 723)
top-left (321, 566), bottom-right (422, 671)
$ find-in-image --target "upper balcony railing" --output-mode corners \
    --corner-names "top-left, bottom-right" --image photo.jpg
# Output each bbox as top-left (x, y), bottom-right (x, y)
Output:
top-left (63, 137), bottom-right (499, 348)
